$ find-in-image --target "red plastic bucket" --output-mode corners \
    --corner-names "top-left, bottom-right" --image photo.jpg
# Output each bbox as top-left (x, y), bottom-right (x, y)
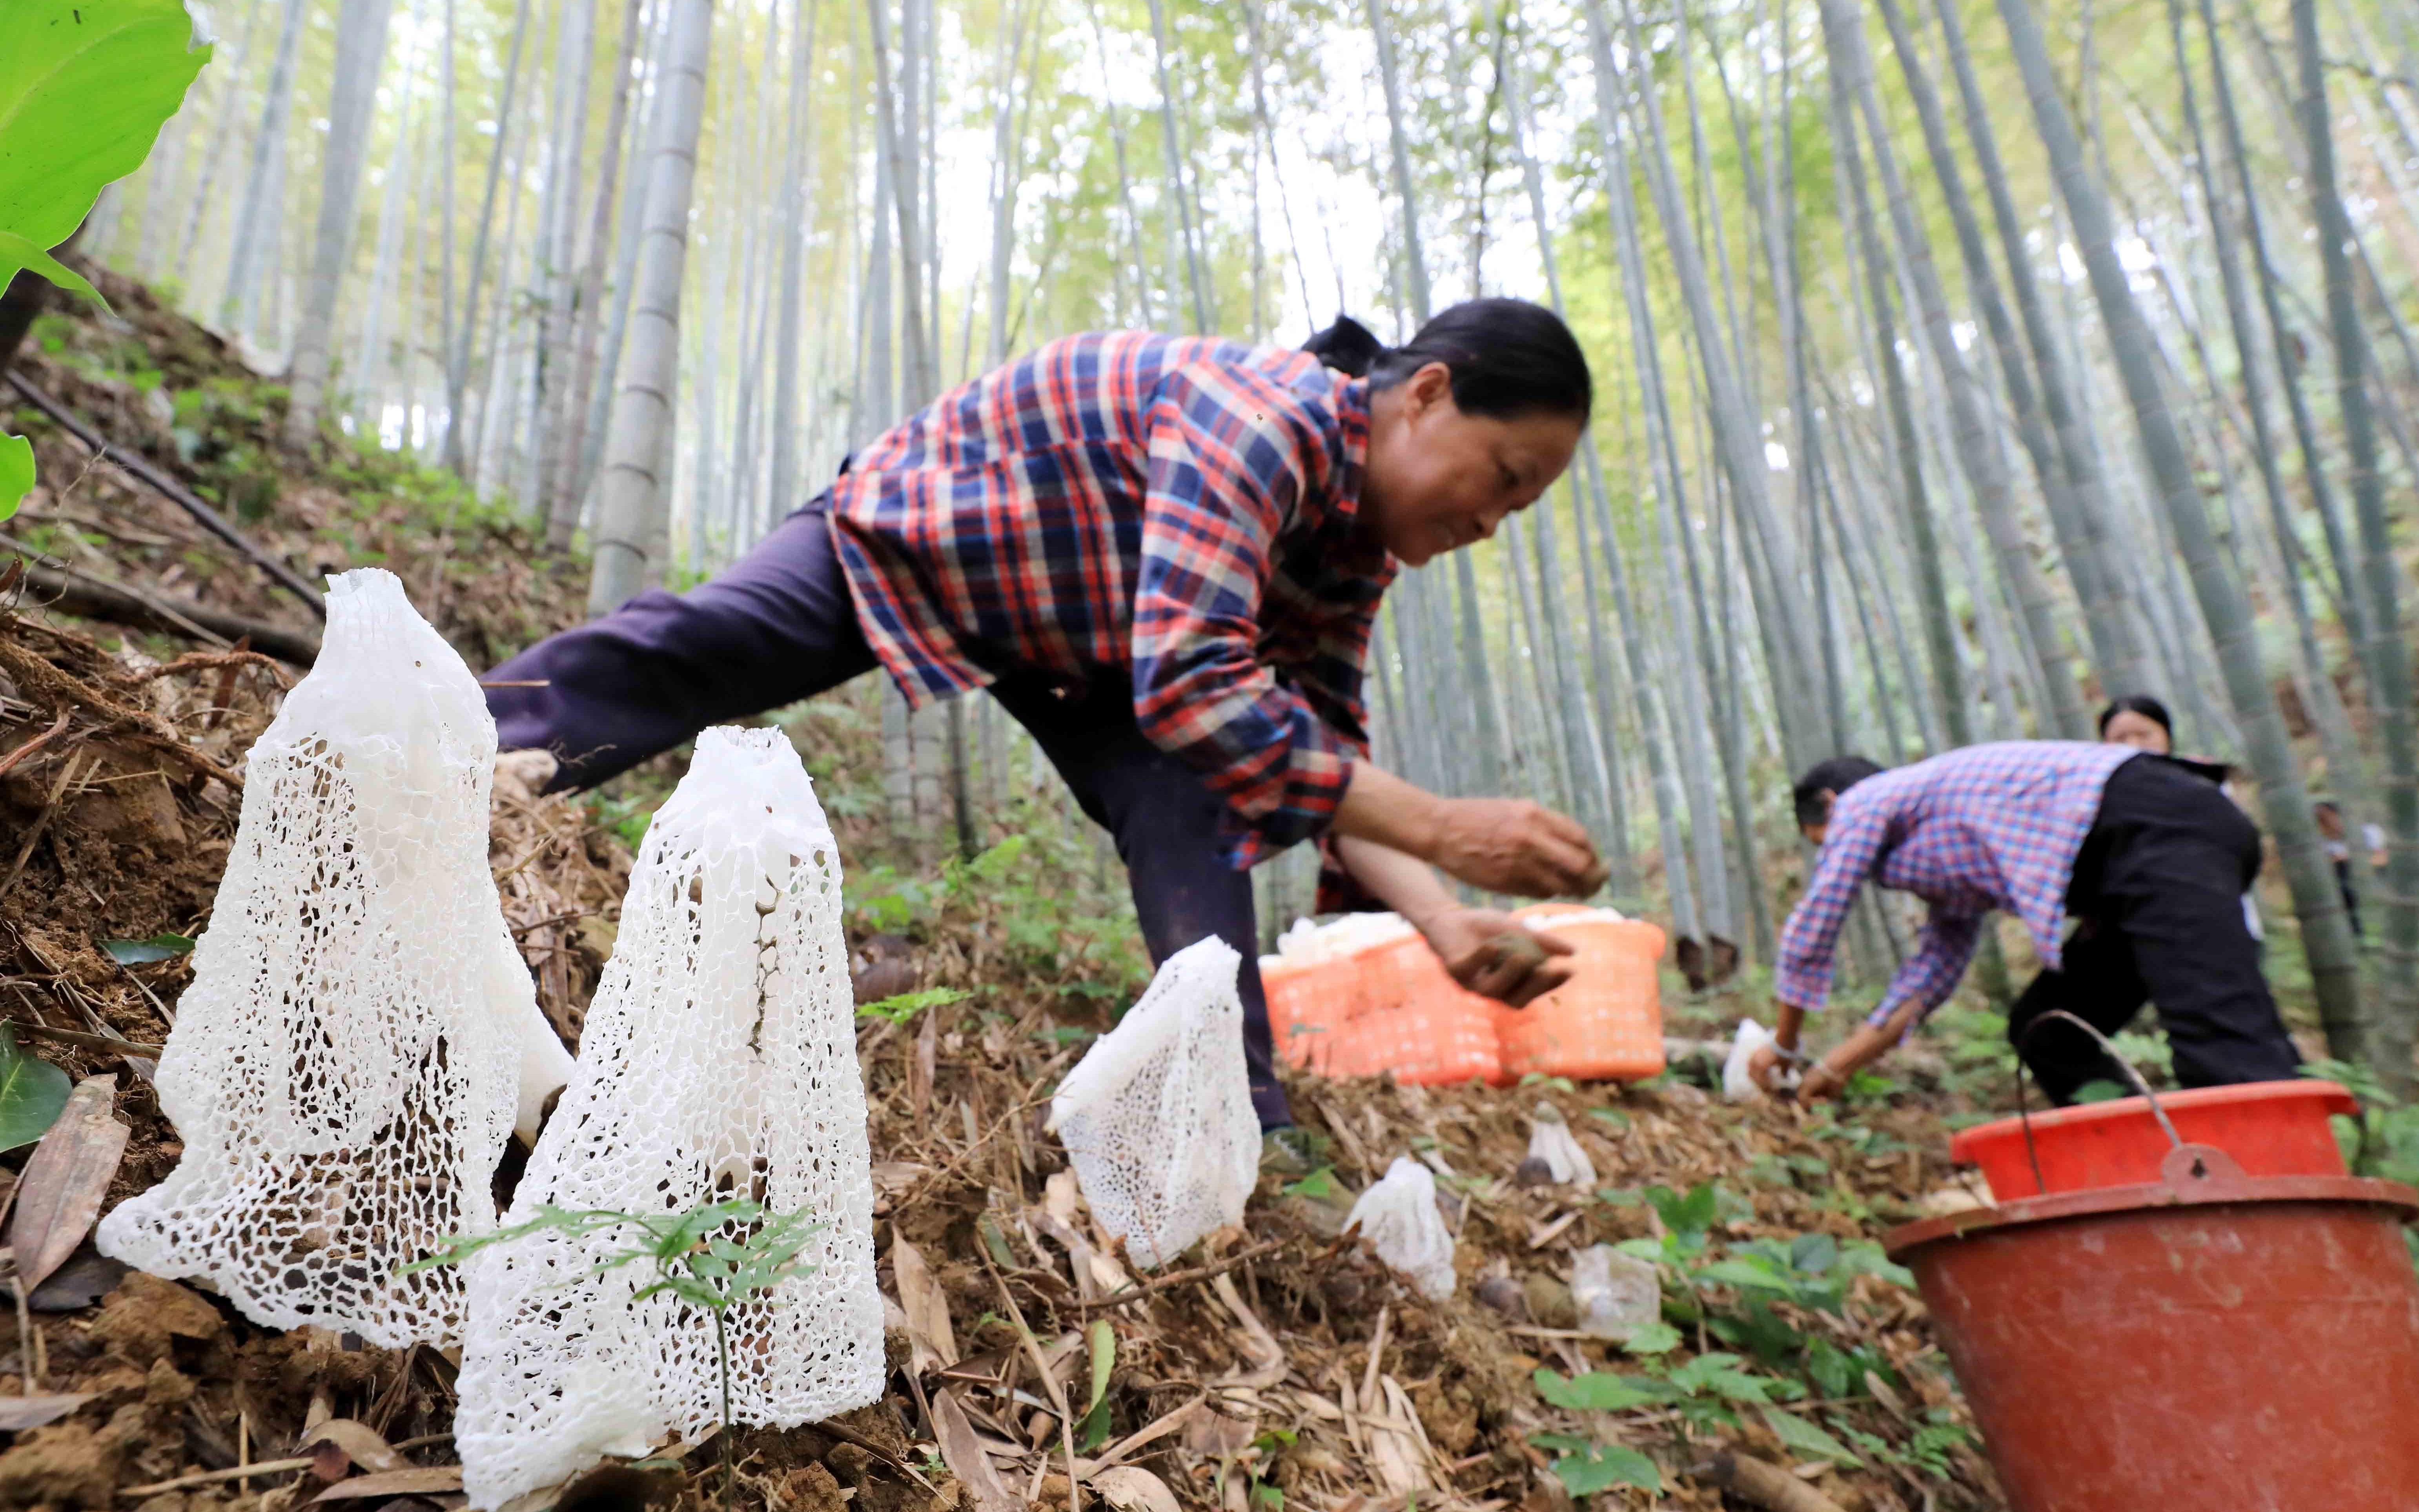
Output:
top-left (1888, 1147), bottom-right (2419, 1511)
top-left (1953, 1079), bottom-right (2358, 1200)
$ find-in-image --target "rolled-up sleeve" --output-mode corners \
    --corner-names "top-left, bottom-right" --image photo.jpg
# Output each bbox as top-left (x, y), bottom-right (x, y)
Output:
top-left (1129, 369), bottom-right (1354, 868)
top-left (1869, 907), bottom-right (1985, 1028)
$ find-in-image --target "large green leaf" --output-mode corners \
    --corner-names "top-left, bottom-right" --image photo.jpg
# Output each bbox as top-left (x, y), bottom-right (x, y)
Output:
top-left (0, 1), bottom-right (208, 522)
top-left (1762, 1408), bottom-right (1866, 1467)
top-left (1698, 1257), bottom-right (1798, 1294)
top-left (0, 432), bottom-right (29, 522)
top-left (1789, 1233), bottom-right (1840, 1275)
top-left (1617, 1319), bottom-right (1682, 1355)
top-left (1528, 1437), bottom-right (1661, 1498)
top-left (0, 1025), bottom-right (72, 1153)
top-left (1646, 1181), bottom-right (1718, 1239)
top-left (0, 232), bottom-right (98, 305)
top-left (1532, 1368), bottom-right (1678, 1413)
top-left (0, 0), bottom-right (210, 273)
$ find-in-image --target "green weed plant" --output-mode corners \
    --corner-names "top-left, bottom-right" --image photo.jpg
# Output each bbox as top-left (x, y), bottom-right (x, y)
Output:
top-left (404, 1199), bottom-right (821, 1512)
top-left (1532, 1180), bottom-right (1967, 1496)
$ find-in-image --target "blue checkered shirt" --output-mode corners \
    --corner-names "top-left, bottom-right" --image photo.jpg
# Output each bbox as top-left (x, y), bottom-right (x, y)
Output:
top-left (1777, 742), bottom-right (2140, 1027)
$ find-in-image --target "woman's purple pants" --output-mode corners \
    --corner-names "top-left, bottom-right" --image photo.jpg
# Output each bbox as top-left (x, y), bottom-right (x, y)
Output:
top-left (483, 505), bottom-right (1292, 1130)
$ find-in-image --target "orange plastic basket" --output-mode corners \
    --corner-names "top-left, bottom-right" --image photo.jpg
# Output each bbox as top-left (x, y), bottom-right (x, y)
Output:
top-left (1493, 907), bottom-right (1668, 1084)
top-left (1263, 954), bottom-right (1356, 1073)
top-left (1265, 934), bottom-right (1499, 1086)
top-left (1265, 911), bottom-right (1665, 1088)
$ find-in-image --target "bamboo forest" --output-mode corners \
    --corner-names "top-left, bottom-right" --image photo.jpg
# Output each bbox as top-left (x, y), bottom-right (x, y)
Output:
top-left (8, 0), bottom-right (2419, 1505)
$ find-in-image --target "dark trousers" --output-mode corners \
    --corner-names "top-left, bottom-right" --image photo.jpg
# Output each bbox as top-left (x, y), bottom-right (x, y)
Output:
top-left (484, 506), bottom-right (1293, 1129)
top-left (2008, 754), bottom-right (2302, 1104)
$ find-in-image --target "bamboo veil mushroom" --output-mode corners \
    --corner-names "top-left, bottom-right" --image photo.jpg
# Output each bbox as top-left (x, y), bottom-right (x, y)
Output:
top-left (98, 568), bottom-right (574, 1346)
top-left (1049, 937), bottom-right (1259, 1271)
top-left (450, 726), bottom-right (882, 1510)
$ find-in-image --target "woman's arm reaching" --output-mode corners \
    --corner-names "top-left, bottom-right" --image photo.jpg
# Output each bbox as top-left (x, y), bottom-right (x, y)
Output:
top-left (1332, 832), bottom-right (1578, 1007)
top-left (1332, 760), bottom-right (1607, 897)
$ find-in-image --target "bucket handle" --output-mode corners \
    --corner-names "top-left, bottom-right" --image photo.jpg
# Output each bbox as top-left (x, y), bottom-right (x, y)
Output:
top-left (2009, 1008), bottom-right (2184, 1197)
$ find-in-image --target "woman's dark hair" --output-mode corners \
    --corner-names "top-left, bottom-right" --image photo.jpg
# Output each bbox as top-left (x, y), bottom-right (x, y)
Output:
top-left (1792, 756), bottom-right (1885, 830)
top-left (2097, 694), bottom-right (2173, 739)
top-left (1302, 314), bottom-right (1386, 378)
top-left (1301, 298), bottom-right (1592, 421)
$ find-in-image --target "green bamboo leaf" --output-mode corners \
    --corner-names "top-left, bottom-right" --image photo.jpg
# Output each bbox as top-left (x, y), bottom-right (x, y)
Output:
top-left (98, 933), bottom-right (195, 965)
top-left (0, 1026), bottom-right (72, 1153)
top-left (1086, 1319), bottom-right (1115, 1412)
top-left (1077, 1399), bottom-right (1112, 1453)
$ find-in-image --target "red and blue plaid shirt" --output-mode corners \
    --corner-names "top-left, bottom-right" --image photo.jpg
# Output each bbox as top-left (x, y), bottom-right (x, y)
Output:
top-left (1777, 742), bottom-right (2140, 1027)
top-left (827, 332), bottom-right (1390, 868)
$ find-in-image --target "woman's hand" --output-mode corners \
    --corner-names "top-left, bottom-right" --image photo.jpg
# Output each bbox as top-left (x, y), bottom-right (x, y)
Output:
top-left (1428, 796), bottom-right (1607, 898)
top-left (1758, 1009), bottom-right (1917, 1102)
top-left (1333, 763), bottom-right (1607, 899)
top-left (1419, 907), bottom-right (1576, 1006)
top-left (1796, 1060), bottom-right (1849, 1101)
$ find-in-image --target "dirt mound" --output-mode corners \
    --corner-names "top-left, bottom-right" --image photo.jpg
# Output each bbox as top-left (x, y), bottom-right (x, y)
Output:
top-left (0, 271), bottom-right (2002, 1512)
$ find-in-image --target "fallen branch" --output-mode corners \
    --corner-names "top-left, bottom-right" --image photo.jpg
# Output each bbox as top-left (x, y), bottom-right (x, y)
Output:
top-left (4, 372), bottom-right (324, 618)
top-left (1692, 1452), bottom-right (1850, 1512)
top-left (115, 1434), bottom-right (451, 1499)
top-left (12, 559), bottom-right (319, 667)
top-left (10, 1022), bottom-right (162, 1060)
top-left (0, 754), bottom-right (84, 905)
top-left (0, 714), bottom-right (71, 783)
top-left (816, 1416), bottom-right (942, 1499)
top-left (1070, 1239), bottom-right (1290, 1314)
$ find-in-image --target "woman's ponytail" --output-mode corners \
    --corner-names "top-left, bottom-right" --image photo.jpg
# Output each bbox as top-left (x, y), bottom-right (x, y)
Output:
top-left (1301, 313), bottom-right (1386, 378)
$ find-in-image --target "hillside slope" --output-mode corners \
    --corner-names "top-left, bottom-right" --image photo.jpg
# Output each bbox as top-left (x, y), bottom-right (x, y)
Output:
top-left (0, 273), bottom-right (2004, 1512)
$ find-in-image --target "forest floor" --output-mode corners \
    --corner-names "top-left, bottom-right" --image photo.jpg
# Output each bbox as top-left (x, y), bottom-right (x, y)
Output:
top-left (1, 268), bottom-right (2352, 1512)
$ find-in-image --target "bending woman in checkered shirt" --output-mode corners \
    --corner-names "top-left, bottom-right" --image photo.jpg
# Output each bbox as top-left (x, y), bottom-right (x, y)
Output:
top-left (482, 300), bottom-right (1608, 1136)
top-left (1749, 743), bottom-right (2303, 1104)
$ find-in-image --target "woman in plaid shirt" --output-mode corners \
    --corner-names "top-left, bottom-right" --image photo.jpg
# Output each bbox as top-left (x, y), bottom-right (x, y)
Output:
top-left (484, 300), bottom-right (1607, 1134)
